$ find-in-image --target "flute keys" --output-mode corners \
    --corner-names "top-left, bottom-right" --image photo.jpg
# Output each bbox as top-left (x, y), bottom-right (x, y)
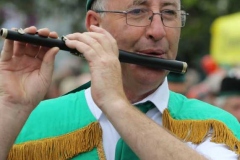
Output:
top-left (61, 35), bottom-right (68, 42)
top-left (61, 35), bottom-right (85, 59)
top-left (16, 28), bottom-right (25, 35)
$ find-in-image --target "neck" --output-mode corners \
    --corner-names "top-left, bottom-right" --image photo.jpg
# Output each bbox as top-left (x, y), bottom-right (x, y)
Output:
top-left (123, 82), bottom-right (161, 103)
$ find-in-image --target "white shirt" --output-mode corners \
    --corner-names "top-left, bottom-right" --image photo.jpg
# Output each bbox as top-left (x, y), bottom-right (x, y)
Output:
top-left (85, 78), bottom-right (238, 160)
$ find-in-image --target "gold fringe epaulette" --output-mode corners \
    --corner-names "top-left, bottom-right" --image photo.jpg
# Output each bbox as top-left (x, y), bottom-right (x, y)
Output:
top-left (7, 122), bottom-right (106, 160)
top-left (162, 109), bottom-right (240, 154)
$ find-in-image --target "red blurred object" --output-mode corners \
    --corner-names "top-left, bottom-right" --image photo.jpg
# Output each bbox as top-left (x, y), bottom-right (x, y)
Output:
top-left (201, 55), bottom-right (219, 75)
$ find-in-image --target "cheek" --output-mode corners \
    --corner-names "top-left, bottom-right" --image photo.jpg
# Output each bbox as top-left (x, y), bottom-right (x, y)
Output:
top-left (112, 26), bottom-right (144, 50)
top-left (167, 28), bottom-right (180, 40)
top-left (168, 29), bottom-right (180, 49)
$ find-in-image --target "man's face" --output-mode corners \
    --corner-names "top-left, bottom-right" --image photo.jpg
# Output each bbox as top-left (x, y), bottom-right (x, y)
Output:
top-left (223, 96), bottom-right (240, 122)
top-left (99, 0), bottom-right (181, 90)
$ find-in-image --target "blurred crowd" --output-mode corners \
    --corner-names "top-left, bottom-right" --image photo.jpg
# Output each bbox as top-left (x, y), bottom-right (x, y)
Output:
top-left (1, 3), bottom-right (240, 122)
top-left (168, 12), bottom-right (240, 122)
top-left (168, 57), bottom-right (240, 122)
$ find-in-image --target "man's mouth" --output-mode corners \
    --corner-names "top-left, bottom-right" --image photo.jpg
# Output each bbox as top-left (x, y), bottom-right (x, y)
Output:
top-left (136, 49), bottom-right (167, 59)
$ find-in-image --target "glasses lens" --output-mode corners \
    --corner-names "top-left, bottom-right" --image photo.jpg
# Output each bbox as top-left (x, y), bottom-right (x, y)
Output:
top-left (161, 10), bottom-right (186, 28)
top-left (126, 9), bottom-right (187, 28)
top-left (126, 8), bottom-right (152, 27)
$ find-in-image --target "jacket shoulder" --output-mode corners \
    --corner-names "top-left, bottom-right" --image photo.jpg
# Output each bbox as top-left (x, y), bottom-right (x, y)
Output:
top-left (15, 90), bottom-right (96, 144)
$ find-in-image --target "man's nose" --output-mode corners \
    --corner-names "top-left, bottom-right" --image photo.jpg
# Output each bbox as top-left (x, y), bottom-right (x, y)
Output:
top-left (145, 14), bottom-right (166, 41)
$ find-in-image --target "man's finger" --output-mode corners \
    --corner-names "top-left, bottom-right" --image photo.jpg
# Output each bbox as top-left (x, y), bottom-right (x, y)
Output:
top-left (35, 46), bottom-right (49, 60)
top-left (40, 47), bottom-right (59, 79)
top-left (24, 26), bottom-right (38, 34)
top-left (0, 39), bottom-right (14, 62)
top-left (37, 28), bottom-right (50, 37)
top-left (49, 31), bottom-right (58, 39)
top-left (14, 27), bottom-right (38, 57)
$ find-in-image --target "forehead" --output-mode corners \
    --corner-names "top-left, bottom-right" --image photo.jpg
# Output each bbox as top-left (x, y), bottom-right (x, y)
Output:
top-left (108, 0), bottom-right (181, 8)
top-left (133, 0), bottom-right (180, 5)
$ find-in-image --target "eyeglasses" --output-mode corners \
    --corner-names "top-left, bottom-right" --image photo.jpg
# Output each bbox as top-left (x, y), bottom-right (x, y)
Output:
top-left (94, 8), bottom-right (189, 28)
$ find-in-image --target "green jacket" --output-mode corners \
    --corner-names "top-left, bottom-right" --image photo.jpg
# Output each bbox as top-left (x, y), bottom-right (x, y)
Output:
top-left (8, 88), bottom-right (240, 159)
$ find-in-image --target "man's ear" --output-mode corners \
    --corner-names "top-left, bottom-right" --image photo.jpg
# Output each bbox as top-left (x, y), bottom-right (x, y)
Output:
top-left (85, 11), bottom-right (101, 31)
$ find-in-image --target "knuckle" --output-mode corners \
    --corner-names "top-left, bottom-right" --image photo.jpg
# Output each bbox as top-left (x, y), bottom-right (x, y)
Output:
top-left (99, 34), bottom-right (107, 39)
top-left (91, 39), bottom-right (98, 44)
top-left (112, 38), bottom-right (117, 45)
top-left (75, 32), bottom-right (82, 36)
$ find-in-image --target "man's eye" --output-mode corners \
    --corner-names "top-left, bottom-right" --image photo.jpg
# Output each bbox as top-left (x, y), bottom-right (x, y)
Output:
top-left (128, 8), bottom-right (148, 15)
top-left (162, 10), bottom-right (177, 16)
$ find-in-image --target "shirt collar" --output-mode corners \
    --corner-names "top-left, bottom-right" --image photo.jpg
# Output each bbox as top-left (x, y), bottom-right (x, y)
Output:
top-left (85, 77), bottom-right (169, 120)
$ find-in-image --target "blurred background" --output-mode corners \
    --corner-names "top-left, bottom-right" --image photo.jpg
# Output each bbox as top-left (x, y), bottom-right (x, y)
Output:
top-left (0, 0), bottom-right (240, 114)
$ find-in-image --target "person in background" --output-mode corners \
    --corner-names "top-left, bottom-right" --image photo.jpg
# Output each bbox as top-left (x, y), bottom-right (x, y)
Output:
top-left (186, 54), bottom-right (226, 105)
top-left (215, 75), bottom-right (240, 122)
top-left (0, 0), bottom-right (240, 159)
top-left (167, 72), bottom-right (187, 95)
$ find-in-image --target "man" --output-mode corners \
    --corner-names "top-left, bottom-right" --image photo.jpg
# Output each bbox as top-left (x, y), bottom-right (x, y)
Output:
top-left (215, 75), bottom-right (240, 122)
top-left (0, 0), bottom-right (239, 159)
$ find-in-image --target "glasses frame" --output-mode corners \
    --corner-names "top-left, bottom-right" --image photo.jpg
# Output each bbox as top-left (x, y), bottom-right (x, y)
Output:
top-left (94, 9), bottom-right (189, 28)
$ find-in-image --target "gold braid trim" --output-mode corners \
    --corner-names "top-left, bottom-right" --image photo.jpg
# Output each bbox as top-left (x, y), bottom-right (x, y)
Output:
top-left (7, 122), bottom-right (106, 160)
top-left (162, 109), bottom-right (240, 154)
top-left (97, 134), bottom-right (106, 160)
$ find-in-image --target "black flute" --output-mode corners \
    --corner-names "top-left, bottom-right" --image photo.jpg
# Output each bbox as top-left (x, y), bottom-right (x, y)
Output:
top-left (0, 28), bottom-right (187, 74)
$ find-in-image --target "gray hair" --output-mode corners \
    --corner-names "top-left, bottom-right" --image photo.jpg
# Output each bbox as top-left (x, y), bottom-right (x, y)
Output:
top-left (91, 0), bottom-right (108, 17)
top-left (91, 0), bottom-right (107, 10)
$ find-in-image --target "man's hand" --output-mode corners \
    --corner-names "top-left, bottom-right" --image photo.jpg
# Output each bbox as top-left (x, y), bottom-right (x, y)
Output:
top-left (0, 26), bottom-right (59, 159)
top-left (65, 25), bottom-right (127, 108)
top-left (0, 26), bottom-right (59, 113)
